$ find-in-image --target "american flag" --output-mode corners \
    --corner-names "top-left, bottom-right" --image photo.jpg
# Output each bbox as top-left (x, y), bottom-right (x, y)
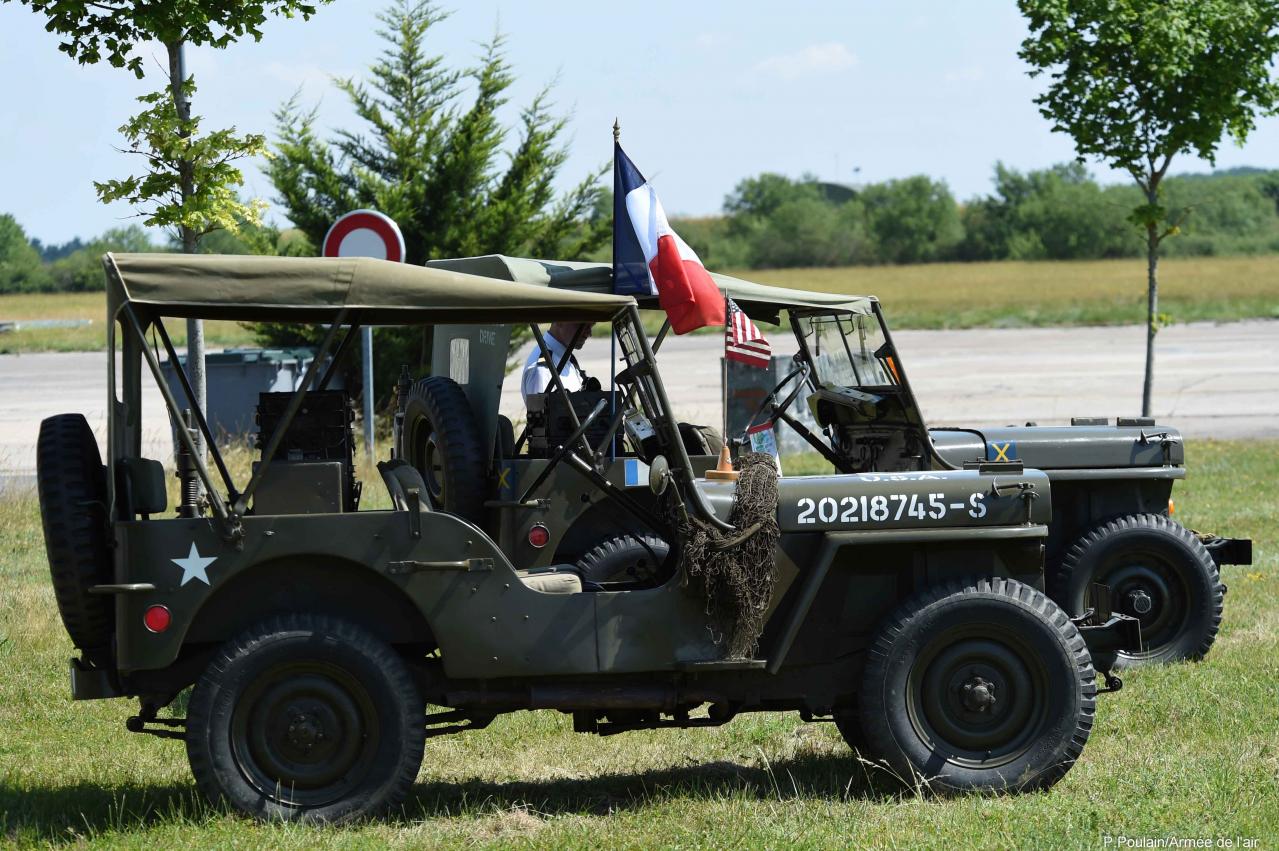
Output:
top-left (724, 296), bottom-right (771, 368)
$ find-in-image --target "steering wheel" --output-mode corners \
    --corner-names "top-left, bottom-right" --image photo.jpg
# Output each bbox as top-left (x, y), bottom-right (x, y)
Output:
top-left (736, 361), bottom-right (811, 444)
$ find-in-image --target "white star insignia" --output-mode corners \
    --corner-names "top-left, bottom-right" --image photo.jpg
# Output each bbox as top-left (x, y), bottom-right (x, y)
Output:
top-left (171, 542), bottom-right (217, 587)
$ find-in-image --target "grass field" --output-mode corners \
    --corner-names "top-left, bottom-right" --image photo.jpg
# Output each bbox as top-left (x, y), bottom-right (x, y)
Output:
top-left (0, 292), bottom-right (257, 354)
top-left (749, 255), bottom-right (1279, 329)
top-left (0, 440), bottom-right (1274, 847)
top-left (2, 254), bottom-right (1277, 354)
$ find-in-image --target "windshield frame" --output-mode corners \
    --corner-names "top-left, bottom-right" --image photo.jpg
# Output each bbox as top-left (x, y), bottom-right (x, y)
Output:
top-left (793, 307), bottom-right (897, 391)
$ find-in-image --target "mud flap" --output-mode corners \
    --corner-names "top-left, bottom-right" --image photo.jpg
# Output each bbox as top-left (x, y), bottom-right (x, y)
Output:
top-left (1071, 583), bottom-right (1141, 692)
top-left (69, 657), bottom-right (124, 700)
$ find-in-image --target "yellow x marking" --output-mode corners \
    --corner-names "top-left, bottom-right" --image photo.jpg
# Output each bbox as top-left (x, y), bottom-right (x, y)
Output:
top-left (990, 442), bottom-right (1012, 462)
top-left (497, 466), bottom-right (512, 490)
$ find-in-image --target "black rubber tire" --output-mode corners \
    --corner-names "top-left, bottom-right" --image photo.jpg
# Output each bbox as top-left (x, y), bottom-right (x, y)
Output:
top-left (186, 614), bottom-right (425, 824)
top-left (402, 376), bottom-right (486, 524)
top-left (835, 713), bottom-right (868, 753)
top-left (856, 577), bottom-right (1095, 794)
top-left (576, 534), bottom-right (670, 586)
top-left (1050, 513), bottom-right (1223, 668)
top-left (36, 413), bottom-right (112, 662)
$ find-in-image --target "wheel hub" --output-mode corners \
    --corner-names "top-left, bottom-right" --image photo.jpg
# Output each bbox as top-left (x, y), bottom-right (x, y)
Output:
top-left (232, 665), bottom-right (379, 805)
top-left (286, 709), bottom-right (326, 750)
top-left (1126, 588), bottom-right (1154, 616)
top-left (912, 636), bottom-right (1043, 764)
top-left (960, 676), bottom-right (997, 713)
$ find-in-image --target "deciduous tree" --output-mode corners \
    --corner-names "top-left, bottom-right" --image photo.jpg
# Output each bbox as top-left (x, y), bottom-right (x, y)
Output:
top-left (1019, 0), bottom-right (1279, 415)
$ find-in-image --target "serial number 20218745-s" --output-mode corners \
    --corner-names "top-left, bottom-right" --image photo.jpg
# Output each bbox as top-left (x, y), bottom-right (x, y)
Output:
top-left (795, 491), bottom-right (988, 526)
top-left (773, 470), bottom-right (1050, 532)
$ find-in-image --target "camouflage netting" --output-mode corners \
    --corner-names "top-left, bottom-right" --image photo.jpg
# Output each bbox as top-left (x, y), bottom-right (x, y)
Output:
top-left (674, 452), bottom-right (782, 659)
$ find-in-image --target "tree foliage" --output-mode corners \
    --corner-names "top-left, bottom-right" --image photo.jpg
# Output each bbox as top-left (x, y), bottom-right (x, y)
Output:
top-left (0, 214), bottom-right (47, 293)
top-left (262, 0), bottom-right (610, 399)
top-left (1019, 0), bottom-right (1279, 414)
top-left (9, 0), bottom-right (325, 78)
top-left (859, 176), bottom-right (962, 264)
top-left (8, 0), bottom-right (329, 251)
top-left (0, 218), bottom-right (154, 294)
top-left (95, 78), bottom-right (268, 241)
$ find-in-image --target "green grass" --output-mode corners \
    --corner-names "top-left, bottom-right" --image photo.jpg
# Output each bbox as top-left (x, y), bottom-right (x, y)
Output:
top-left (1, 440), bottom-right (1275, 847)
top-left (0, 292), bottom-right (258, 354)
top-left (744, 255), bottom-right (1279, 329)
top-left (4, 254), bottom-right (1279, 353)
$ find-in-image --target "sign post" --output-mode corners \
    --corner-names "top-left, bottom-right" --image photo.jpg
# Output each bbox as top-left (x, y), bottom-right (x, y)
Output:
top-left (322, 210), bottom-right (406, 466)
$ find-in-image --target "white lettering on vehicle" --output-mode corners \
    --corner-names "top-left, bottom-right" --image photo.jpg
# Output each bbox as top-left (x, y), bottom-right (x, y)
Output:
top-left (794, 491), bottom-right (988, 526)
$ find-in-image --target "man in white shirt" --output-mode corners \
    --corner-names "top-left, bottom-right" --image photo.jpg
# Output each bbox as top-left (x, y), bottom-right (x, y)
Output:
top-left (521, 322), bottom-right (595, 405)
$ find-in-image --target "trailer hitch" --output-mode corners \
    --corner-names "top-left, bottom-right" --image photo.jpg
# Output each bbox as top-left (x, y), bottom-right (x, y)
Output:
top-left (1072, 582), bottom-right (1141, 693)
top-left (126, 697), bottom-right (186, 741)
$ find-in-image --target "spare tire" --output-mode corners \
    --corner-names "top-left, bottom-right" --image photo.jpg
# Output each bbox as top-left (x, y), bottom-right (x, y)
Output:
top-left (402, 376), bottom-right (487, 525)
top-left (36, 413), bottom-right (112, 662)
top-left (576, 534), bottom-right (671, 587)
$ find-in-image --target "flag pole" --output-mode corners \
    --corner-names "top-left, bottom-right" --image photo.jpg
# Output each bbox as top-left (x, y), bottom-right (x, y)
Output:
top-left (721, 289), bottom-right (729, 447)
top-left (610, 117), bottom-right (619, 462)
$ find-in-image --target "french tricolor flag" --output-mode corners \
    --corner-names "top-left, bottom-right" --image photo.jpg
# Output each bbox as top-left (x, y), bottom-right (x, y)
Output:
top-left (613, 142), bottom-right (725, 334)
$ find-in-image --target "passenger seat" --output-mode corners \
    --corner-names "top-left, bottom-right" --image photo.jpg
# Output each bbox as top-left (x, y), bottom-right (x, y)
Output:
top-left (516, 566), bottom-right (583, 594)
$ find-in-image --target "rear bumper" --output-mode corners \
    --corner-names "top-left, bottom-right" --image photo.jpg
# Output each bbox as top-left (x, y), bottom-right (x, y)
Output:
top-left (1201, 536), bottom-right (1252, 567)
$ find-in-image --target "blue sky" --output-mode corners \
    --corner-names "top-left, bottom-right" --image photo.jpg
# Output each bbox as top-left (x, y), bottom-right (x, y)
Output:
top-left (3, 1), bottom-right (1278, 246)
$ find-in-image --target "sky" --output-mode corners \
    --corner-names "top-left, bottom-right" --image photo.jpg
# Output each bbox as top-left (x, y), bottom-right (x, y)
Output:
top-left (2, 1), bottom-right (1279, 246)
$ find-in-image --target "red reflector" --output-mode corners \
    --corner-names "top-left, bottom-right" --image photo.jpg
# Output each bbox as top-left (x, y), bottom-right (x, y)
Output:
top-left (143, 605), bottom-right (171, 633)
top-left (528, 524), bottom-right (550, 549)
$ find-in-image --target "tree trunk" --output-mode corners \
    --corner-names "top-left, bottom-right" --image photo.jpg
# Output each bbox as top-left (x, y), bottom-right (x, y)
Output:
top-left (166, 42), bottom-right (197, 254)
top-left (167, 40), bottom-right (207, 477)
top-left (1141, 207), bottom-right (1159, 418)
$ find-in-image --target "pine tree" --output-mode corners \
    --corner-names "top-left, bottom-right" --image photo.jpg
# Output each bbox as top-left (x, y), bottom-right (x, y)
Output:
top-left (262, 0), bottom-right (609, 400)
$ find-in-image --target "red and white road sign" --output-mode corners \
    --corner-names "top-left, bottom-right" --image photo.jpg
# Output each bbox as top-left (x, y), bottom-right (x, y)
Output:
top-left (322, 209), bottom-right (405, 262)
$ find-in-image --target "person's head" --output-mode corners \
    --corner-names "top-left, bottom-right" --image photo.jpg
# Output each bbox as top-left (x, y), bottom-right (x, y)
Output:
top-left (549, 321), bottom-right (593, 350)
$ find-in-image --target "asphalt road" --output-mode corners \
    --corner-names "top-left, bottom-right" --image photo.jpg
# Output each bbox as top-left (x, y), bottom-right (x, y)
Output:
top-left (2, 319), bottom-right (1275, 488)
top-left (501, 319), bottom-right (1279, 440)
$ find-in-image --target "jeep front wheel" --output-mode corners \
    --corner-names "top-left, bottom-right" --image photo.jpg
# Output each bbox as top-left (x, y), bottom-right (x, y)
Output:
top-left (186, 614), bottom-right (425, 823)
top-left (1051, 514), bottom-right (1223, 667)
top-left (857, 578), bottom-right (1095, 793)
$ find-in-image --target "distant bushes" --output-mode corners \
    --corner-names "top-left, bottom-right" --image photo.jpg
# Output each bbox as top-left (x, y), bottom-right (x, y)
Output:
top-left (5, 164), bottom-right (1279, 293)
top-left (0, 217), bottom-right (154, 294)
top-left (676, 165), bottom-right (1279, 270)
top-left (0, 215), bottom-right (310, 295)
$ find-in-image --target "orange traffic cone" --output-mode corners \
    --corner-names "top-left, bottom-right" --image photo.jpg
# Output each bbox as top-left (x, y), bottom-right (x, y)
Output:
top-left (705, 445), bottom-right (740, 482)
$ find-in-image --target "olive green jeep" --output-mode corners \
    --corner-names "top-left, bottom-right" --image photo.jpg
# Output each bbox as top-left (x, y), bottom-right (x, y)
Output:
top-left (402, 255), bottom-right (1249, 672)
top-left (40, 253), bottom-right (1135, 824)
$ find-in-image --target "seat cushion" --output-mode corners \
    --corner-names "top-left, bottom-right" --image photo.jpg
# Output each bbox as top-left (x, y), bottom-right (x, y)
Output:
top-left (517, 568), bottom-right (583, 594)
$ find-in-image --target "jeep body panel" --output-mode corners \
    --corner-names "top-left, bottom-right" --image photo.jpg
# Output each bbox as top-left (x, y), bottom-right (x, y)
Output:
top-left (929, 425), bottom-right (1185, 472)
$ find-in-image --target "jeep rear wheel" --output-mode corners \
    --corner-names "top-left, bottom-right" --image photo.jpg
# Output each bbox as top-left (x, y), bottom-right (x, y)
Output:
top-left (1051, 514), bottom-right (1223, 667)
top-left (186, 614), bottom-right (425, 823)
top-left (402, 376), bottom-right (486, 524)
top-left (36, 413), bottom-right (112, 664)
top-left (858, 578), bottom-right (1095, 794)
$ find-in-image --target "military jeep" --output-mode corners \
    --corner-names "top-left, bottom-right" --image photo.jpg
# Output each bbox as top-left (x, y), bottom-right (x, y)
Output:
top-left (406, 256), bottom-right (1250, 671)
top-left (41, 253), bottom-right (1134, 824)
top-left (734, 293), bottom-right (1252, 669)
